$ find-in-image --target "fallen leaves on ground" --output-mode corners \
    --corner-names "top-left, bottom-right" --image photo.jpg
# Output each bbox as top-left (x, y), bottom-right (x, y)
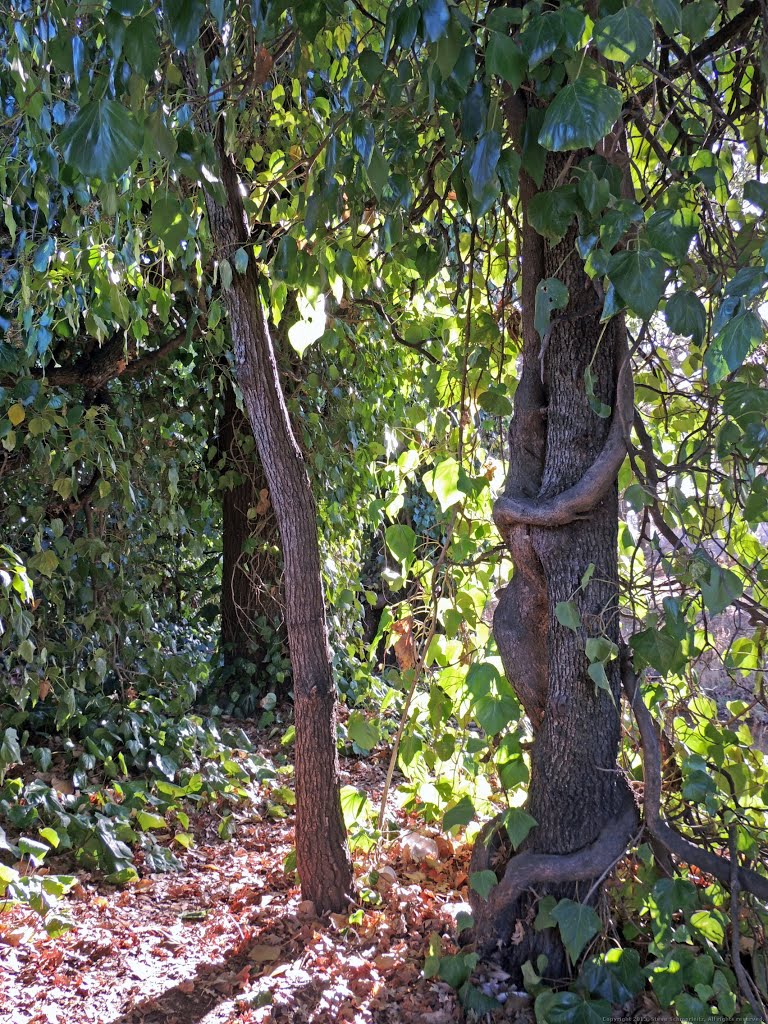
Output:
top-left (0, 743), bottom-right (533, 1024)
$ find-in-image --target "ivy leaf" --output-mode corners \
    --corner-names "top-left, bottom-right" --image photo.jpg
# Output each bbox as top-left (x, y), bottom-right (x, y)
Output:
top-left (705, 310), bottom-right (763, 384)
top-left (665, 290), bottom-right (706, 343)
top-left (551, 899), bottom-right (601, 962)
top-left (681, 0), bottom-right (719, 43)
top-left (287, 292), bottom-right (326, 356)
top-left (385, 524), bottom-right (416, 565)
top-left (607, 248), bottom-right (667, 321)
top-left (534, 278), bottom-right (569, 340)
top-left (653, 0), bottom-right (682, 35)
top-left (744, 179), bottom-right (768, 213)
top-left (502, 807), bottom-right (537, 849)
top-left (485, 32), bottom-right (526, 90)
top-left (646, 208), bottom-right (699, 262)
top-left (60, 99), bottom-right (143, 181)
top-left (630, 626), bottom-right (686, 675)
top-left (579, 949), bottom-right (646, 1004)
top-left (124, 15), bottom-right (160, 79)
top-left (421, 0), bottom-right (450, 43)
top-left (700, 565), bottom-right (743, 616)
top-left (555, 600), bottom-right (581, 632)
top-left (424, 457), bottom-right (465, 510)
top-left (163, 0), bottom-right (206, 52)
top-left (443, 795), bottom-right (474, 831)
top-left (528, 186), bottom-right (579, 243)
top-left (469, 869), bottom-right (498, 899)
top-left (346, 712), bottom-right (380, 752)
top-left (519, 12), bottom-right (564, 69)
top-left (0, 728), bottom-right (22, 772)
top-left (539, 81), bottom-right (622, 152)
top-left (464, 130), bottom-right (501, 217)
top-left (594, 8), bottom-right (654, 67)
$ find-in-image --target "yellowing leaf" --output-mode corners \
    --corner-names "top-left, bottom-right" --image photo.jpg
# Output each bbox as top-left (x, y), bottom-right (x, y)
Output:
top-left (7, 403), bottom-right (25, 426)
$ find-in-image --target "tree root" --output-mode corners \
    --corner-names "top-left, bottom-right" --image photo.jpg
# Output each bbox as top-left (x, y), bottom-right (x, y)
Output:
top-left (466, 650), bottom-right (768, 967)
top-left (468, 796), bottom-right (639, 955)
top-left (493, 338), bottom-right (633, 530)
top-left (620, 646), bottom-right (768, 905)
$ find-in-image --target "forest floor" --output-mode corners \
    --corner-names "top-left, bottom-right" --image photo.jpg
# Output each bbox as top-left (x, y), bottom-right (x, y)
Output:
top-left (0, 731), bottom-right (529, 1024)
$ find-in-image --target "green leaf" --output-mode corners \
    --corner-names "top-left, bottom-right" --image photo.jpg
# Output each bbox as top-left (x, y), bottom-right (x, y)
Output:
top-left (464, 130), bottom-right (501, 217)
top-left (470, 869), bottom-right (498, 899)
top-left (424, 457), bottom-right (465, 511)
top-left (151, 196), bottom-right (187, 249)
top-left (502, 807), bottom-right (537, 849)
top-left (555, 601), bottom-right (581, 632)
top-left (439, 952), bottom-right (475, 989)
top-left (519, 12), bottom-right (564, 69)
top-left (528, 186), bottom-right (579, 243)
top-left (19, 836), bottom-right (50, 862)
top-left (385, 524), bottom-right (416, 565)
top-left (705, 310), bottom-right (763, 384)
top-left (630, 627), bottom-right (686, 675)
top-left (681, 0), bottom-right (719, 42)
top-left (587, 661), bottom-right (612, 697)
top-left (288, 292), bottom-right (326, 355)
top-left (39, 827), bottom-right (60, 848)
top-left (473, 691), bottom-right (519, 736)
top-left (744, 179), bottom-right (768, 213)
top-left (347, 711), bottom-right (380, 752)
top-left (443, 795), bottom-right (475, 831)
top-left (0, 728), bottom-right (21, 770)
top-left (60, 99), bottom-right (143, 180)
top-left (358, 48), bottom-right (385, 85)
top-left (234, 247), bottom-right (249, 274)
top-left (137, 810), bottom-right (167, 830)
top-left (689, 910), bottom-right (725, 945)
top-left (580, 948), bottom-right (645, 1004)
top-left (700, 565), bottom-right (743, 615)
top-left (665, 290), bottom-right (706, 343)
top-left (124, 15), bottom-right (160, 79)
top-left (607, 248), bottom-right (667, 321)
top-left (534, 278), bottom-right (569, 340)
top-left (539, 81), bottom-right (622, 152)
top-left (340, 785), bottom-right (372, 827)
top-left (594, 8), bottom-right (654, 67)
top-left (585, 637), bottom-right (618, 664)
top-left (422, 0), bottom-right (450, 42)
top-left (646, 208), bottom-right (699, 262)
top-left (653, 0), bottom-right (682, 35)
top-left (485, 32), bottom-right (526, 90)
top-left (551, 899), bottom-right (601, 962)
top-left (164, 0), bottom-right (206, 52)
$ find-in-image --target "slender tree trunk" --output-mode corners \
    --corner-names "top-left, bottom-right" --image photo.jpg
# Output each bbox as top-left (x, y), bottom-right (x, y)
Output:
top-left (220, 382), bottom-right (283, 673)
top-left (472, 146), bottom-right (634, 978)
top-left (189, 86), bottom-right (353, 909)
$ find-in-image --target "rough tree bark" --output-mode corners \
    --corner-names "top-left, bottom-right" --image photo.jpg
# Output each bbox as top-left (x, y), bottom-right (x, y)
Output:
top-left (469, 142), bottom-right (637, 978)
top-left (184, 59), bottom-right (354, 913)
top-left (219, 382), bottom-right (283, 673)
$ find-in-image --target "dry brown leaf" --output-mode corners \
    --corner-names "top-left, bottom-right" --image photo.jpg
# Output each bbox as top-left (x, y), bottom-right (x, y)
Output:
top-left (248, 944), bottom-right (281, 963)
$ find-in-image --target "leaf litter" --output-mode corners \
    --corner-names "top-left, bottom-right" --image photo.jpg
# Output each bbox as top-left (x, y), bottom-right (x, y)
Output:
top-left (0, 738), bottom-right (534, 1024)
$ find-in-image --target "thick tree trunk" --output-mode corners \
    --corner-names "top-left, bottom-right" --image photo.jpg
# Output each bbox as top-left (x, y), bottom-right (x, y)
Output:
top-left (220, 382), bottom-right (283, 672)
top-left (191, 104), bottom-right (353, 910)
top-left (472, 149), bottom-right (635, 979)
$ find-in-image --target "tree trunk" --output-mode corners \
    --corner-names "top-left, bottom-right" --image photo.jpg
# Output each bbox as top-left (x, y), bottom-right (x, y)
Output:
top-left (220, 381), bottom-right (283, 673)
top-left (191, 97), bottom-right (353, 911)
top-left (471, 148), bottom-right (636, 979)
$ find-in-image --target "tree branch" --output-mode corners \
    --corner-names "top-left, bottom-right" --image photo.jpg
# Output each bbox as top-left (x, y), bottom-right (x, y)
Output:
top-left (493, 337), bottom-right (633, 530)
top-left (621, 647), bottom-right (768, 904)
